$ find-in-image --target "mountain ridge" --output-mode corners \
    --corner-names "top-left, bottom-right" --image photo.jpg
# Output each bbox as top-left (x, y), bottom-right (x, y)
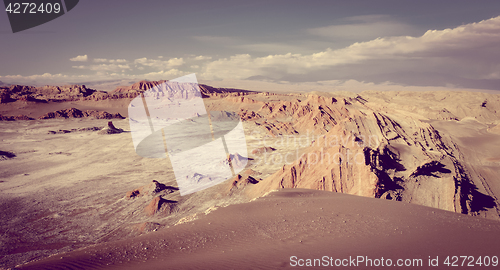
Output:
top-left (0, 80), bottom-right (258, 104)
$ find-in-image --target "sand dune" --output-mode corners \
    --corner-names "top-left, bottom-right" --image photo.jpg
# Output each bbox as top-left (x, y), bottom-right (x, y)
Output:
top-left (17, 189), bottom-right (500, 269)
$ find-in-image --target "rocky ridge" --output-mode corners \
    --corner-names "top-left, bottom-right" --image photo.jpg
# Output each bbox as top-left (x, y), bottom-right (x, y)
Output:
top-left (0, 80), bottom-right (257, 104)
top-left (37, 108), bottom-right (124, 120)
top-left (215, 91), bottom-right (500, 220)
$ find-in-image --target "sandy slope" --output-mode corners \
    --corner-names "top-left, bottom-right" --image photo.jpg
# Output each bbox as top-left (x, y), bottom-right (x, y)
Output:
top-left (17, 189), bottom-right (500, 270)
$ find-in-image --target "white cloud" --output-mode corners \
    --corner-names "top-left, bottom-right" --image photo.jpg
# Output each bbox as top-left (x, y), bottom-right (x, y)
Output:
top-left (110, 59), bottom-right (127, 63)
top-left (69, 55), bottom-right (88, 62)
top-left (199, 16), bottom-right (500, 83)
top-left (134, 57), bottom-right (185, 69)
top-left (72, 64), bottom-right (131, 72)
top-left (0, 72), bottom-right (87, 85)
top-left (193, 55), bottom-right (212, 61)
top-left (93, 58), bottom-right (108, 63)
top-left (93, 58), bottom-right (127, 63)
top-left (0, 69), bottom-right (187, 86)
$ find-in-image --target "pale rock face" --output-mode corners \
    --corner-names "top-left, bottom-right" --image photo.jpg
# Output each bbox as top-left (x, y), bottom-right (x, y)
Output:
top-left (242, 91), bottom-right (500, 220)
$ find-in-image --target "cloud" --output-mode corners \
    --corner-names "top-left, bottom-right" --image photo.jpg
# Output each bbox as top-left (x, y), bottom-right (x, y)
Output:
top-left (93, 58), bottom-right (107, 63)
top-left (199, 16), bottom-right (500, 85)
top-left (5, 16), bottom-right (500, 90)
top-left (72, 64), bottom-right (131, 72)
top-left (0, 69), bottom-right (186, 86)
top-left (0, 72), bottom-right (88, 85)
top-left (193, 55), bottom-right (212, 61)
top-left (308, 15), bottom-right (419, 41)
top-left (69, 55), bottom-right (88, 62)
top-left (134, 57), bottom-right (185, 69)
top-left (93, 58), bottom-right (127, 63)
top-left (109, 59), bottom-right (127, 63)
top-left (135, 69), bottom-right (186, 81)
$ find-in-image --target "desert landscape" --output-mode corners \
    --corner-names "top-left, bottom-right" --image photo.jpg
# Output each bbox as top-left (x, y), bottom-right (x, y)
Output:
top-left (2, 0), bottom-right (500, 268)
top-left (1, 80), bottom-right (500, 269)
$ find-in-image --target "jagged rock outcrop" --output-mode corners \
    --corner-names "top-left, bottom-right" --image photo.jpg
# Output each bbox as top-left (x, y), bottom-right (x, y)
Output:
top-left (108, 81), bottom-right (256, 99)
top-left (226, 169), bottom-right (262, 195)
top-left (125, 180), bottom-right (179, 216)
top-left (0, 150), bottom-right (16, 161)
top-left (199, 84), bottom-right (257, 98)
top-left (0, 114), bottom-right (34, 121)
top-left (144, 196), bottom-right (177, 216)
top-left (247, 94), bottom-right (354, 136)
top-left (97, 121), bottom-right (124, 135)
top-left (0, 84), bottom-right (102, 103)
top-left (37, 108), bottom-right (124, 119)
top-left (239, 110), bottom-right (262, 120)
top-left (126, 180), bottom-right (178, 199)
top-left (228, 174), bottom-right (259, 193)
top-left (0, 81), bottom-right (257, 104)
top-left (245, 93), bottom-right (500, 220)
top-left (112, 80), bottom-right (167, 95)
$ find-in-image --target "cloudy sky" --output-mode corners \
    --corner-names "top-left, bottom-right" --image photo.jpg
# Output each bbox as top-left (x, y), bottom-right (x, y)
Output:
top-left (1, 0), bottom-right (500, 91)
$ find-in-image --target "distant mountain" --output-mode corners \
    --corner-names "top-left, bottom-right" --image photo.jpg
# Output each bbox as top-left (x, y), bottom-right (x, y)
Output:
top-left (71, 79), bottom-right (138, 92)
top-left (0, 84), bottom-right (103, 103)
top-left (0, 81), bottom-right (258, 104)
top-left (109, 80), bottom-right (257, 98)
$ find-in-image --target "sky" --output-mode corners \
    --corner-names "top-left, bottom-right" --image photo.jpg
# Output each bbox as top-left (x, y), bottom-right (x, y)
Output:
top-left (1, 0), bottom-right (500, 92)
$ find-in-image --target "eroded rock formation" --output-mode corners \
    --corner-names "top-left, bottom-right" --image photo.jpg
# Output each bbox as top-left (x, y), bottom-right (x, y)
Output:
top-left (38, 108), bottom-right (124, 119)
top-left (241, 92), bottom-right (500, 220)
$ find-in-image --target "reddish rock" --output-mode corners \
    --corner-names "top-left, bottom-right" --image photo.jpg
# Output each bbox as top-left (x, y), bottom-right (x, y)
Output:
top-left (126, 189), bottom-right (141, 199)
top-left (144, 196), bottom-right (177, 216)
top-left (125, 180), bottom-right (178, 199)
top-left (228, 174), bottom-right (259, 193)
